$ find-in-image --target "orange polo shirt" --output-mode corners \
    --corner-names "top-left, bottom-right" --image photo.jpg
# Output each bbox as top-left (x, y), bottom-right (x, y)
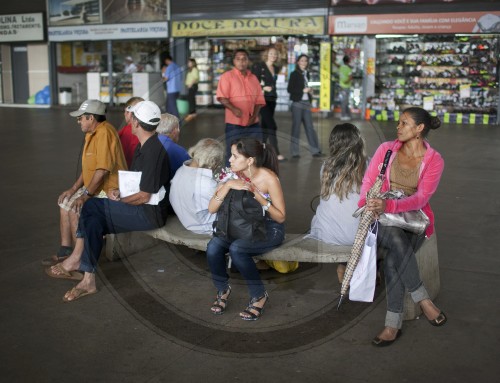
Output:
top-left (82, 121), bottom-right (127, 193)
top-left (216, 68), bottom-right (265, 126)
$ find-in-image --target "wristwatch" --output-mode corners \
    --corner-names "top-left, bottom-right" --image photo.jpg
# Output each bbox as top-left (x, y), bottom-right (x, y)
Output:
top-left (83, 188), bottom-right (94, 197)
top-left (262, 201), bottom-right (271, 211)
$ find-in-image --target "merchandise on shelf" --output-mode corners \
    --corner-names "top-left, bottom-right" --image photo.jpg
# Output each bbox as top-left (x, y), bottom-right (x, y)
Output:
top-left (371, 34), bottom-right (498, 120)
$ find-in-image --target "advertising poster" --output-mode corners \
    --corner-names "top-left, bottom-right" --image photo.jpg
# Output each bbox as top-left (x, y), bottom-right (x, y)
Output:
top-left (48, 0), bottom-right (102, 26)
top-left (330, 11), bottom-right (500, 34)
top-left (102, 0), bottom-right (167, 24)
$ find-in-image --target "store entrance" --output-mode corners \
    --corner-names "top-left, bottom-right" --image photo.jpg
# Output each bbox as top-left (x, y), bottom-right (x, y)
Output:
top-left (12, 45), bottom-right (29, 104)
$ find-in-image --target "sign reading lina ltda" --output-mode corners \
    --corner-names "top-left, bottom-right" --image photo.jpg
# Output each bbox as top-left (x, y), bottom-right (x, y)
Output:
top-left (0, 13), bottom-right (45, 42)
top-left (172, 16), bottom-right (325, 37)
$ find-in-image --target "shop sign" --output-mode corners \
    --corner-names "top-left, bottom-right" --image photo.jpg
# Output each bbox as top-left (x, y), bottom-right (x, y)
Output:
top-left (48, 22), bottom-right (168, 42)
top-left (172, 17), bottom-right (325, 37)
top-left (319, 42), bottom-right (331, 112)
top-left (329, 11), bottom-right (500, 34)
top-left (0, 13), bottom-right (44, 43)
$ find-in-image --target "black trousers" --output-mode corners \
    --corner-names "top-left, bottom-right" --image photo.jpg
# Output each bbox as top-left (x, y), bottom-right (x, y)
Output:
top-left (187, 84), bottom-right (198, 114)
top-left (260, 100), bottom-right (280, 155)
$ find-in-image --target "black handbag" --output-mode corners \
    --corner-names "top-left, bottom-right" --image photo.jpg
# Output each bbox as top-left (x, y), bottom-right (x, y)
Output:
top-left (213, 189), bottom-right (267, 242)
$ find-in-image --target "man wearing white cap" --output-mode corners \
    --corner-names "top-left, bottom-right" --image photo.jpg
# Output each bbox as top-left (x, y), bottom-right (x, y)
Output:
top-left (42, 99), bottom-right (127, 271)
top-left (52, 101), bottom-right (171, 302)
top-left (124, 56), bottom-right (138, 74)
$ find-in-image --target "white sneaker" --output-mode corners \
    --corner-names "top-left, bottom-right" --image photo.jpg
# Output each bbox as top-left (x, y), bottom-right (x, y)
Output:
top-left (340, 116), bottom-right (352, 121)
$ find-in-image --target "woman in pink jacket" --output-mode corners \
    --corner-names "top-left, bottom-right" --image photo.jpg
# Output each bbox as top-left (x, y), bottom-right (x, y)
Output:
top-left (361, 107), bottom-right (447, 347)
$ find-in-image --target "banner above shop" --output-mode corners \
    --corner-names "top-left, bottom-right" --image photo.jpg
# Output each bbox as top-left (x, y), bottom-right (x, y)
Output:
top-left (329, 11), bottom-right (500, 34)
top-left (0, 13), bottom-right (45, 43)
top-left (48, 22), bottom-right (168, 42)
top-left (172, 16), bottom-right (325, 37)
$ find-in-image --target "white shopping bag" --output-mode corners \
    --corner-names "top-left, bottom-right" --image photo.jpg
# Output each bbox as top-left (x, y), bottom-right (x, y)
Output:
top-left (349, 222), bottom-right (378, 302)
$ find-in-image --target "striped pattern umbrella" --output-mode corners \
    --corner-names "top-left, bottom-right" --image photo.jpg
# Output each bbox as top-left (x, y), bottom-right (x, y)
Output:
top-left (337, 150), bottom-right (392, 309)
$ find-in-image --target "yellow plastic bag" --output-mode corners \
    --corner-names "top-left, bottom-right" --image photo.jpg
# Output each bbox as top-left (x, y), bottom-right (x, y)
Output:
top-left (265, 260), bottom-right (299, 274)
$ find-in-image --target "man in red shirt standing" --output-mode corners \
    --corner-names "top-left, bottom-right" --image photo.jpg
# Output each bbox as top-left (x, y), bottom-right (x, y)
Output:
top-left (216, 49), bottom-right (266, 161)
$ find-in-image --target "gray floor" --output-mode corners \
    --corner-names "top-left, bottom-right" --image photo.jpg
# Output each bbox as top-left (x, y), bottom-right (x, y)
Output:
top-left (0, 105), bottom-right (499, 382)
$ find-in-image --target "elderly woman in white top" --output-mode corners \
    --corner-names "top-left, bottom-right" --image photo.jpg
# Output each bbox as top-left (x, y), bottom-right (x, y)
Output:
top-left (169, 138), bottom-right (224, 234)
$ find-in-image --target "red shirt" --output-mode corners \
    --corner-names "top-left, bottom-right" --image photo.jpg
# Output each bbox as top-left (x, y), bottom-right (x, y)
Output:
top-left (118, 124), bottom-right (139, 168)
top-left (216, 68), bottom-right (265, 126)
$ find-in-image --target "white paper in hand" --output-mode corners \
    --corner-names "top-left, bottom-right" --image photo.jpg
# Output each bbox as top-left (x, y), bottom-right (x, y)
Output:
top-left (118, 170), bottom-right (142, 198)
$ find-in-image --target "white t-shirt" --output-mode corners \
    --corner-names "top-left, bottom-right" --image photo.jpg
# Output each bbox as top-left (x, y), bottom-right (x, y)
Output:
top-left (307, 166), bottom-right (361, 245)
top-left (169, 161), bottom-right (217, 235)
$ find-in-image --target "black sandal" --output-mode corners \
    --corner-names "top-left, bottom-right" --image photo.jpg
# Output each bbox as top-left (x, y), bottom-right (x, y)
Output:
top-left (240, 292), bottom-right (269, 321)
top-left (210, 286), bottom-right (231, 315)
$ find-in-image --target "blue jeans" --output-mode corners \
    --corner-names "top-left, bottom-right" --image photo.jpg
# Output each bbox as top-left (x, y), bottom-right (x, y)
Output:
top-left (77, 199), bottom-right (158, 273)
top-left (206, 219), bottom-right (285, 298)
top-left (225, 123), bottom-right (263, 163)
top-left (378, 224), bottom-right (428, 329)
top-left (166, 92), bottom-right (179, 118)
top-left (290, 101), bottom-right (321, 157)
top-left (339, 88), bottom-right (351, 118)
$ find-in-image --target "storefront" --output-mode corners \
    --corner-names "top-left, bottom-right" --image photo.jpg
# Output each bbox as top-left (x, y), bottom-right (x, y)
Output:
top-left (171, 16), bottom-right (327, 111)
top-left (0, 12), bottom-right (47, 105)
top-left (329, 1), bottom-right (500, 124)
top-left (47, 0), bottom-right (169, 106)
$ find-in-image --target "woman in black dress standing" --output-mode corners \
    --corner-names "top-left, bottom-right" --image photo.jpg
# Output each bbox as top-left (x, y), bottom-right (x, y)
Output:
top-left (252, 47), bottom-right (286, 161)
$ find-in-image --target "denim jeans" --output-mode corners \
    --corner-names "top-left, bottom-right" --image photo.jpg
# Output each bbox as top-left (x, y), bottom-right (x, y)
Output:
top-left (378, 224), bottom-right (428, 329)
top-left (166, 92), bottom-right (180, 118)
top-left (206, 218), bottom-right (285, 298)
top-left (290, 101), bottom-right (321, 157)
top-left (339, 88), bottom-right (351, 118)
top-left (76, 199), bottom-right (158, 273)
top-left (224, 123), bottom-right (263, 163)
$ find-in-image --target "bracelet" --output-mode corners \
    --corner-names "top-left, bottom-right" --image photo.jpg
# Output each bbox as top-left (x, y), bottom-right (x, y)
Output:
top-left (213, 191), bottom-right (224, 203)
top-left (262, 201), bottom-right (271, 211)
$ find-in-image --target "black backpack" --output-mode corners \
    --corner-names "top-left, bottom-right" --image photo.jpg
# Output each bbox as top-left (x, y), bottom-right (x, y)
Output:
top-left (213, 189), bottom-right (267, 242)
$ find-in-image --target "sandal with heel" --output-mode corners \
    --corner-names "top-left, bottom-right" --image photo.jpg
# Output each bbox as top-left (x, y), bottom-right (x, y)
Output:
top-left (240, 292), bottom-right (269, 321)
top-left (210, 286), bottom-right (231, 315)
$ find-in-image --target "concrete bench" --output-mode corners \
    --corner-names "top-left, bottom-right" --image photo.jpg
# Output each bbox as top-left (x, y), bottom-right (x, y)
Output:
top-left (105, 216), bottom-right (439, 320)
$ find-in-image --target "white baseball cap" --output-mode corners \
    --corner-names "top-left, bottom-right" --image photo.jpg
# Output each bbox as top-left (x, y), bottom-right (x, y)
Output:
top-left (130, 101), bottom-right (161, 126)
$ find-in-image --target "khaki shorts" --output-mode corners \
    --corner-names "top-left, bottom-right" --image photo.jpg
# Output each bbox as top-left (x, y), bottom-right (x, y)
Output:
top-left (58, 187), bottom-right (107, 211)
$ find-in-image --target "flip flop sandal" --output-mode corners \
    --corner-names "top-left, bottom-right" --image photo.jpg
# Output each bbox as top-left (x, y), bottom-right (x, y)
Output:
top-left (41, 255), bottom-right (69, 267)
top-left (45, 263), bottom-right (83, 281)
top-left (62, 287), bottom-right (98, 303)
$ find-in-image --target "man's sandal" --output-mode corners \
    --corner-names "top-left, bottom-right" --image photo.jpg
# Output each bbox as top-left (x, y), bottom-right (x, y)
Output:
top-left (240, 292), bottom-right (269, 321)
top-left (210, 286), bottom-right (231, 315)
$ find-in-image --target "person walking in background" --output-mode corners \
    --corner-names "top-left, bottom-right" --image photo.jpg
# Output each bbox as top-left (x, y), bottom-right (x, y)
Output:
top-left (287, 54), bottom-right (322, 159)
top-left (119, 96), bottom-right (144, 168)
top-left (216, 49), bottom-right (266, 162)
top-left (252, 46), bottom-right (286, 161)
top-left (185, 58), bottom-right (199, 122)
top-left (362, 107), bottom-right (447, 346)
top-left (162, 54), bottom-right (182, 118)
top-left (307, 123), bottom-right (367, 283)
top-left (339, 55), bottom-right (353, 121)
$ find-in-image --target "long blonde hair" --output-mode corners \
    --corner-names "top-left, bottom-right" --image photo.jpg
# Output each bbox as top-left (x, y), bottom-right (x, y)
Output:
top-left (320, 123), bottom-right (366, 201)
